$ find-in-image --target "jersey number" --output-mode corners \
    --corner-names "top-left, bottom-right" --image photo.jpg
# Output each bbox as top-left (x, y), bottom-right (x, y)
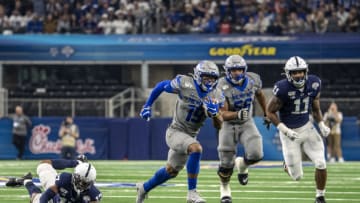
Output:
top-left (292, 97), bottom-right (309, 114)
top-left (234, 97), bottom-right (252, 110)
top-left (186, 105), bottom-right (204, 123)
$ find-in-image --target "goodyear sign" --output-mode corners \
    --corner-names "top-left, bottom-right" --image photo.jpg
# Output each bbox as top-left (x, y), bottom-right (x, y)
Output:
top-left (0, 34), bottom-right (358, 61)
top-left (209, 44), bottom-right (276, 57)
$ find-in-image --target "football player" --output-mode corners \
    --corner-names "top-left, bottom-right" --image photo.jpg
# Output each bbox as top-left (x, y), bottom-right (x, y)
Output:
top-left (6, 155), bottom-right (102, 203)
top-left (137, 60), bottom-right (225, 203)
top-left (266, 56), bottom-right (330, 203)
top-left (216, 55), bottom-right (270, 203)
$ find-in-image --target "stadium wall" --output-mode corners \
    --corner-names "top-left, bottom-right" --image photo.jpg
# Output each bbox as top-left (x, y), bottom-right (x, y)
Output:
top-left (0, 117), bottom-right (359, 161)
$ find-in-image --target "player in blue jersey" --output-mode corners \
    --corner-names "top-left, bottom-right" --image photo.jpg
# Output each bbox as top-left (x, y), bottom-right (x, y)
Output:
top-left (137, 60), bottom-right (225, 203)
top-left (266, 56), bottom-right (330, 203)
top-left (216, 55), bottom-right (270, 203)
top-left (6, 155), bottom-right (102, 203)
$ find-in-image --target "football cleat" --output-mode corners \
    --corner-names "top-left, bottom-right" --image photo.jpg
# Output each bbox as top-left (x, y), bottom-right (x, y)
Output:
top-left (237, 173), bottom-right (248, 185)
top-left (77, 154), bottom-right (88, 163)
top-left (315, 196), bottom-right (326, 203)
top-left (5, 178), bottom-right (21, 187)
top-left (6, 172), bottom-right (33, 187)
top-left (220, 196), bottom-right (232, 203)
top-left (187, 190), bottom-right (206, 203)
top-left (235, 157), bottom-right (248, 185)
top-left (136, 183), bottom-right (148, 203)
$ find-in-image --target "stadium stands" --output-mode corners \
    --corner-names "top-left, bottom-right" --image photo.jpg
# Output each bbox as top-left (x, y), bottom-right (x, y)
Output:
top-left (0, 0), bottom-right (358, 35)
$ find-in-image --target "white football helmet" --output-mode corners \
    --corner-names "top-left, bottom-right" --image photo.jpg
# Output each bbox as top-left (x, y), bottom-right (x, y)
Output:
top-left (284, 56), bottom-right (308, 88)
top-left (223, 55), bottom-right (247, 84)
top-left (193, 60), bottom-right (220, 92)
top-left (72, 163), bottom-right (96, 192)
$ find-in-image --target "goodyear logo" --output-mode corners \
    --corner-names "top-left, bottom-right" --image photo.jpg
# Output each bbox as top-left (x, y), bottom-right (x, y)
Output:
top-left (209, 44), bottom-right (276, 56)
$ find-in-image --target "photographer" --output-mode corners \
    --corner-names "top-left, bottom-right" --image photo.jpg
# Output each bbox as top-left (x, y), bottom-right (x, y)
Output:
top-left (323, 102), bottom-right (344, 163)
top-left (58, 116), bottom-right (79, 159)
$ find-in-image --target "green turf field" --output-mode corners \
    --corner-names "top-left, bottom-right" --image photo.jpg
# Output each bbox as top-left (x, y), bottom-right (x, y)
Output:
top-left (0, 160), bottom-right (359, 203)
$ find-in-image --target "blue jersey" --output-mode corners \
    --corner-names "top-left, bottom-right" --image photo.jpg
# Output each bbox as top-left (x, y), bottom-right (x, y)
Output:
top-left (55, 172), bottom-right (102, 203)
top-left (273, 75), bottom-right (321, 128)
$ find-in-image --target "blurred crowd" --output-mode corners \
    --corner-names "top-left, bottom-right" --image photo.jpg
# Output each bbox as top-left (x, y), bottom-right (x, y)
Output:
top-left (0, 0), bottom-right (359, 35)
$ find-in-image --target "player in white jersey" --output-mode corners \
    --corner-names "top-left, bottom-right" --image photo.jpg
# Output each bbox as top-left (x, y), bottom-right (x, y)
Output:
top-left (216, 55), bottom-right (270, 203)
top-left (266, 56), bottom-right (330, 203)
top-left (137, 60), bottom-right (225, 203)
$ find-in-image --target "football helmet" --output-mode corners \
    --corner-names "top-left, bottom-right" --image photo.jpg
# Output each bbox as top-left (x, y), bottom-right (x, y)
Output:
top-left (72, 163), bottom-right (96, 192)
top-left (193, 60), bottom-right (220, 92)
top-left (223, 55), bottom-right (247, 84)
top-left (284, 56), bottom-right (308, 88)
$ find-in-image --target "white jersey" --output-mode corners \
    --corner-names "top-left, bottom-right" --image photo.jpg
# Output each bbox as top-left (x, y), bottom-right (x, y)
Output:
top-left (218, 72), bottom-right (262, 124)
top-left (169, 75), bottom-right (224, 136)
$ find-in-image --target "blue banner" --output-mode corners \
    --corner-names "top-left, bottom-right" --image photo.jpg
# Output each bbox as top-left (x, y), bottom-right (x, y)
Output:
top-left (0, 34), bottom-right (359, 61)
top-left (0, 117), bottom-right (359, 160)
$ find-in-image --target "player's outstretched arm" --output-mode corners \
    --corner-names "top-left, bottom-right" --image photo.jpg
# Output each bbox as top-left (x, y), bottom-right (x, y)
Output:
top-left (140, 80), bottom-right (175, 120)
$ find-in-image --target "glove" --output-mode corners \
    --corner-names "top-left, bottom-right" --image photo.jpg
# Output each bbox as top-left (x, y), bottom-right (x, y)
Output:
top-left (263, 116), bottom-right (271, 130)
top-left (237, 108), bottom-right (249, 120)
top-left (140, 106), bottom-right (151, 121)
top-left (277, 123), bottom-right (299, 141)
top-left (203, 97), bottom-right (219, 118)
top-left (318, 121), bottom-right (330, 137)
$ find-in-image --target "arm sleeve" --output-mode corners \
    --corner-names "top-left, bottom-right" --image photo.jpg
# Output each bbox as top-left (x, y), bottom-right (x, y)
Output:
top-left (144, 80), bottom-right (174, 107)
top-left (39, 188), bottom-right (57, 203)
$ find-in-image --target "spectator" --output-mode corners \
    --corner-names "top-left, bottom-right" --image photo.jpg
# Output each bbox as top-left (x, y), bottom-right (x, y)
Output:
top-left (112, 11), bottom-right (132, 34)
top-left (327, 11), bottom-right (342, 32)
top-left (26, 13), bottom-right (43, 33)
top-left (43, 13), bottom-right (57, 33)
top-left (57, 14), bottom-right (71, 33)
top-left (344, 8), bottom-right (359, 32)
top-left (8, 9), bottom-right (25, 33)
top-left (98, 13), bottom-right (113, 34)
top-left (267, 14), bottom-right (285, 35)
top-left (0, 4), bottom-right (10, 33)
top-left (324, 102), bottom-right (344, 163)
top-left (314, 11), bottom-right (329, 33)
top-left (8, 105), bottom-right (32, 160)
top-left (58, 116), bottom-right (79, 160)
top-left (336, 6), bottom-right (349, 31)
top-left (287, 11), bottom-right (304, 34)
top-left (243, 16), bottom-right (258, 34)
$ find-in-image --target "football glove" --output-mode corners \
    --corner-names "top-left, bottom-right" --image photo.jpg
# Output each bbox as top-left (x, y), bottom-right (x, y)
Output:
top-left (237, 108), bottom-right (249, 120)
top-left (140, 105), bottom-right (151, 121)
top-left (318, 121), bottom-right (330, 137)
top-left (263, 115), bottom-right (271, 130)
top-left (203, 97), bottom-right (219, 118)
top-left (277, 123), bottom-right (299, 141)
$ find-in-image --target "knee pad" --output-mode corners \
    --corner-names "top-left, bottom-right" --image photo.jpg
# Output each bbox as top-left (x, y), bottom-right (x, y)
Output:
top-left (314, 159), bottom-right (326, 170)
top-left (166, 165), bottom-right (179, 177)
top-left (217, 166), bottom-right (233, 182)
top-left (244, 157), bottom-right (263, 165)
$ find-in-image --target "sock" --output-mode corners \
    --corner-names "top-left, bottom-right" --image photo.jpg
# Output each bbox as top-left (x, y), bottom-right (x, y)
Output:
top-left (25, 182), bottom-right (41, 196)
top-left (143, 167), bottom-right (172, 192)
top-left (187, 152), bottom-right (201, 190)
top-left (51, 159), bottom-right (78, 170)
top-left (316, 189), bottom-right (325, 197)
top-left (239, 158), bottom-right (249, 173)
